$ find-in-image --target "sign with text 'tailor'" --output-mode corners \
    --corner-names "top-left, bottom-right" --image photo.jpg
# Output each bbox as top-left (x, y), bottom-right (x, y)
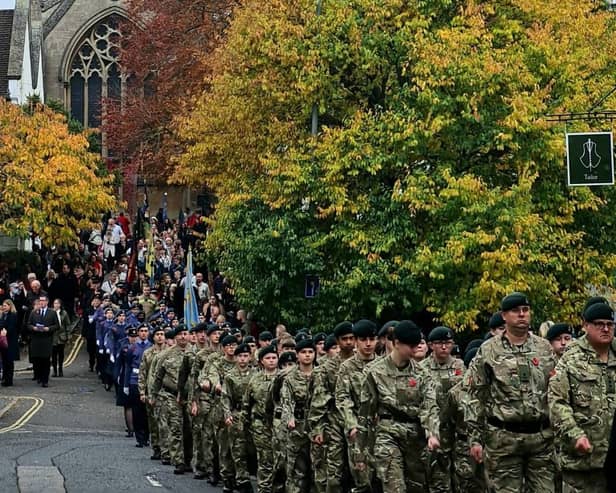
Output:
top-left (566, 132), bottom-right (614, 186)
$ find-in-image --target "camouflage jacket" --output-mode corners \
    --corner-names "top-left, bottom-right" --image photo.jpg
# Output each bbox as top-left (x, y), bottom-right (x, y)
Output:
top-left (138, 344), bottom-right (165, 398)
top-left (203, 355), bottom-right (236, 401)
top-left (548, 335), bottom-right (616, 471)
top-left (281, 366), bottom-right (314, 428)
top-left (309, 353), bottom-right (351, 436)
top-left (420, 356), bottom-right (465, 426)
top-left (336, 354), bottom-right (376, 434)
top-left (188, 346), bottom-right (217, 403)
top-left (244, 370), bottom-right (278, 426)
top-left (358, 354), bottom-right (441, 451)
top-left (464, 332), bottom-right (556, 446)
top-left (222, 365), bottom-right (255, 421)
top-left (151, 345), bottom-right (189, 398)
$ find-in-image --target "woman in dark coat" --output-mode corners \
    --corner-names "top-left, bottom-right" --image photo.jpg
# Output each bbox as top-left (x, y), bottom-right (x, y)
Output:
top-left (0, 299), bottom-right (19, 386)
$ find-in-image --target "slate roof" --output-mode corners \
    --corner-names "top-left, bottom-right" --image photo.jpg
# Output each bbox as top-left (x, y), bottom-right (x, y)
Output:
top-left (0, 10), bottom-right (14, 99)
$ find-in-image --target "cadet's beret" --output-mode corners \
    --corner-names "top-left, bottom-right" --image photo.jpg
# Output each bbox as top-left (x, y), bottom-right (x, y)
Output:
top-left (152, 326), bottom-right (165, 335)
top-left (313, 332), bottom-right (327, 344)
top-left (221, 322), bottom-right (232, 330)
top-left (166, 307), bottom-right (175, 314)
top-left (295, 332), bottom-right (311, 343)
top-left (243, 335), bottom-right (256, 344)
top-left (116, 282), bottom-right (126, 289)
top-left (164, 329), bottom-right (175, 340)
top-left (353, 319), bottom-right (378, 338)
top-left (500, 292), bottom-right (531, 311)
top-left (324, 335), bottom-right (337, 352)
top-left (174, 324), bottom-right (188, 336)
top-left (234, 343), bottom-right (251, 356)
top-left (378, 321), bottom-right (399, 338)
top-left (158, 300), bottom-right (167, 306)
top-left (465, 339), bottom-right (484, 353)
top-left (546, 323), bottom-right (573, 341)
top-left (394, 320), bottom-right (422, 346)
top-left (296, 338), bottom-right (315, 352)
top-left (230, 327), bottom-right (241, 336)
top-left (191, 322), bottom-right (208, 333)
top-left (127, 327), bottom-right (138, 337)
top-left (258, 345), bottom-right (278, 361)
top-left (131, 303), bottom-right (143, 310)
top-left (583, 302), bottom-right (614, 323)
top-left (278, 351), bottom-right (297, 368)
top-left (428, 326), bottom-right (454, 342)
top-left (488, 312), bottom-right (505, 329)
top-left (258, 330), bottom-right (273, 341)
top-left (333, 321), bottom-right (353, 338)
top-left (206, 324), bottom-right (220, 336)
top-left (463, 347), bottom-right (479, 368)
top-left (221, 334), bottom-right (237, 347)
top-left (583, 296), bottom-right (610, 316)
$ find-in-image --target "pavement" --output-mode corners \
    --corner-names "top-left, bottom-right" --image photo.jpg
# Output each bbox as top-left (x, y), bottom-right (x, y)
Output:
top-left (0, 336), bottom-right (224, 492)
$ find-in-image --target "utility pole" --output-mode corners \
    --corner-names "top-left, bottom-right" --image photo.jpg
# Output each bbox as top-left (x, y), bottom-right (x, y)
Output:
top-left (311, 0), bottom-right (322, 137)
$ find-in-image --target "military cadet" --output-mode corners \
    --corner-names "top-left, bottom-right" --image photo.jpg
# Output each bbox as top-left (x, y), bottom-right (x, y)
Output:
top-left (376, 321), bottom-right (397, 357)
top-left (151, 324), bottom-right (191, 474)
top-left (222, 343), bottom-right (255, 493)
top-left (549, 302), bottom-right (616, 492)
top-left (357, 320), bottom-right (441, 492)
top-left (281, 338), bottom-right (316, 493)
top-left (200, 334), bottom-right (238, 492)
top-left (314, 332), bottom-right (327, 360)
top-left (192, 323), bottom-right (208, 351)
top-left (124, 324), bottom-right (152, 447)
top-left (309, 321), bottom-right (356, 493)
top-left (411, 333), bottom-right (429, 363)
top-left (546, 323), bottom-right (574, 360)
top-left (448, 347), bottom-right (486, 492)
top-left (323, 335), bottom-right (339, 358)
top-left (258, 330), bottom-right (274, 348)
top-left (244, 345), bottom-right (279, 493)
top-left (465, 292), bottom-right (557, 493)
top-left (269, 350), bottom-right (298, 492)
top-left (138, 325), bottom-right (166, 460)
top-left (244, 335), bottom-right (258, 364)
top-left (336, 319), bottom-right (379, 493)
top-left (420, 326), bottom-right (465, 492)
top-left (486, 312), bottom-right (506, 339)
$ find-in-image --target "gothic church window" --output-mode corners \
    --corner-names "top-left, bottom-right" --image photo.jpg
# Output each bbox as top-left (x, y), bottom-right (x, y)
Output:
top-left (68, 15), bottom-right (123, 128)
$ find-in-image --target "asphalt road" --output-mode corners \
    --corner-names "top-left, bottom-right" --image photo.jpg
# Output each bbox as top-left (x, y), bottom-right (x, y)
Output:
top-left (0, 338), bottom-right (222, 493)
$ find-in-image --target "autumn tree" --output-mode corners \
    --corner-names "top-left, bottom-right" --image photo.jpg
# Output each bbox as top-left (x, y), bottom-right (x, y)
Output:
top-left (0, 100), bottom-right (116, 245)
top-left (102, 0), bottom-right (240, 181)
top-left (173, 0), bottom-right (616, 330)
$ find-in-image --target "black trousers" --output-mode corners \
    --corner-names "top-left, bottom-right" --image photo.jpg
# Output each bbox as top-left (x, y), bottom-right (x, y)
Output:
top-left (1, 349), bottom-right (13, 385)
top-left (130, 385), bottom-right (149, 445)
top-left (32, 356), bottom-right (50, 384)
top-left (51, 344), bottom-right (65, 372)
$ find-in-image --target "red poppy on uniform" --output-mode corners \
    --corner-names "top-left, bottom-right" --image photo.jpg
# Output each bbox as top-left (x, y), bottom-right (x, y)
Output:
top-left (408, 378), bottom-right (417, 387)
top-left (531, 357), bottom-right (539, 367)
top-left (454, 368), bottom-right (462, 376)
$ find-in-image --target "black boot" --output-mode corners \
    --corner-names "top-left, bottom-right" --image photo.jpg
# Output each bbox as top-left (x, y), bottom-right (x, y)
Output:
top-left (173, 464), bottom-right (186, 475)
top-left (58, 368), bottom-right (63, 377)
top-left (207, 472), bottom-right (220, 486)
top-left (52, 367), bottom-right (57, 377)
top-left (150, 449), bottom-right (161, 460)
top-left (238, 481), bottom-right (255, 493)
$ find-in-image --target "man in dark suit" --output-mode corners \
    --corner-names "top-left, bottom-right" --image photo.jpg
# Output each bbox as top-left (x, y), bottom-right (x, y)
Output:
top-left (27, 294), bottom-right (58, 387)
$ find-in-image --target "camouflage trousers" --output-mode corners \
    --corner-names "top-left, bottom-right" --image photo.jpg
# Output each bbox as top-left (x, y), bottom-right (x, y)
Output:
top-left (252, 418), bottom-right (274, 493)
top-left (286, 422), bottom-right (312, 493)
top-left (191, 398), bottom-right (211, 473)
top-left (326, 420), bottom-right (350, 493)
top-left (347, 439), bottom-right (373, 493)
top-left (562, 470), bottom-right (607, 493)
top-left (205, 396), bottom-right (221, 476)
top-left (228, 414), bottom-right (250, 488)
top-left (373, 420), bottom-right (428, 493)
top-left (311, 440), bottom-right (327, 493)
top-left (272, 416), bottom-right (287, 493)
top-left (427, 430), bottom-right (453, 493)
top-left (154, 398), bottom-right (170, 460)
top-left (159, 390), bottom-right (185, 466)
top-left (484, 425), bottom-right (554, 493)
top-left (146, 401), bottom-right (160, 454)
top-left (453, 436), bottom-right (486, 492)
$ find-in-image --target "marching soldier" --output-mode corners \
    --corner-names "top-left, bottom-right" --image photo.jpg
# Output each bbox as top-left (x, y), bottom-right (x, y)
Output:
top-left (546, 323), bottom-right (574, 360)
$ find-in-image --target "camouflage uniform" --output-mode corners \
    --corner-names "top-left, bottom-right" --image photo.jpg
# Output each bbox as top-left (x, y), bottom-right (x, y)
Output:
top-left (222, 365), bottom-right (255, 491)
top-left (148, 347), bottom-right (171, 462)
top-left (151, 345), bottom-right (190, 467)
top-left (202, 355), bottom-right (237, 490)
top-left (309, 354), bottom-right (351, 493)
top-left (281, 366), bottom-right (314, 493)
top-left (419, 355), bottom-right (465, 492)
top-left (244, 369), bottom-right (278, 493)
top-left (188, 345), bottom-right (216, 476)
top-left (548, 335), bottom-right (616, 493)
top-left (336, 353), bottom-right (376, 493)
top-left (358, 354), bottom-right (441, 493)
top-left (447, 380), bottom-right (486, 492)
top-left (465, 333), bottom-right (557, 493)
top-left (138, 344), bottom-right (164, 458)
top-left (267, 366), bottom-right (293, 493)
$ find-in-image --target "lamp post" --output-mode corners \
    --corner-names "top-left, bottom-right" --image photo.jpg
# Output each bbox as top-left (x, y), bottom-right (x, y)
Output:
top-left (311, 0), bottom-right (322, 137)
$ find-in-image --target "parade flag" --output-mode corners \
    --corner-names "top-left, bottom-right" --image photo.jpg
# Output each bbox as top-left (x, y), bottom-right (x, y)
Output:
top-left (184, 247), bottom-right (200, 329)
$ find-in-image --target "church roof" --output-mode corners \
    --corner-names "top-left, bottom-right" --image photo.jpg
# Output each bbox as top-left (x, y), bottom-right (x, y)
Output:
top-left (0, 10), bottom-right (14, 99)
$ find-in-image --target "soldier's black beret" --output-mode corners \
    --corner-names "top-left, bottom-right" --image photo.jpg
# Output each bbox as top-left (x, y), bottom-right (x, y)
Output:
top-left (394, 320), bottom-right (422, 346)
top-left (546, 323), bottom-right (573, 341)
top-left (465, 339), bottom-right (483, 353)
top-left (278, 351), bottom-right (297, 368)
top-left (463, 347), bottom-right (479, 368)
top-left (173, 324), bottom-right (188, 336)
top-left (333, 321), bottom-right (353, 338)
top-left (243, 335), bottom-right (256, 344)
top-left (378, 321), bottom-right (398, 339)
top-left (258, 345), bottom-right (277, 361)
top-left (500, 292), bottom-right (531, 311)
top-left (296, 338), bottom-right (315, 352)
top-left (258, 331), bottom-right (273, 341)
top-left (295, 332), bottom-right (311, 343)
top-left (353, 319), bottom-right (377, 338)
top-left (428, 326), bottom-right (454, 342)
top-left (582, 296), bottom-right (610, 317)
top-left (323, 335), bottom-right (337, 352)
top-left (488, 312), bottom-right (505, 329)
top-left (234, 343), bottom-right (251, 356)
top-left (152, 325), bottom-right (166, 335)
top-left (190, 322), bottom-right (208, 333)
top-left (127, 327), bottom-right (138, 337)
top-left (583, 303), bottom-right (614, 323)
top-left (206, 324), bottom-right (220, 335)
top-left (164, 329), bottom-right (175, 340)
top-left (221, 334), bottom-right (237, 347)
top-left (313, 332), bottom-right (327, 344)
